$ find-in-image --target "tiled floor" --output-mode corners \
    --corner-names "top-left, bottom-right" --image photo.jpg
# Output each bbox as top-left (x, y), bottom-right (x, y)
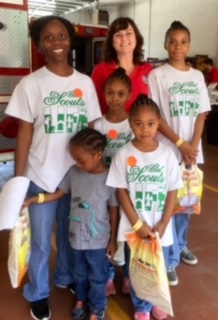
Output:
top-left (0, 137), bottom-right (217, 320)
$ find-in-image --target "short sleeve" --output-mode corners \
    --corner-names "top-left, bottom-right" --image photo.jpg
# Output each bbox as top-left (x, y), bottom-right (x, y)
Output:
top-left (148, 69), bottom-right (162, 109)
top-left (86, 78), bottom-right (102, 123)
top-left (167, 149), bottom-right (184, 191)
top-left (106, 148), bottom-right (128, 189)
top-left (5, 79), bottom-right (35, 123)
top-left (94, 117), bottom-right (103, 132)
top-left (198, 72), bottom-right (211, 114)
top-left (58, 167), bottom-right (72, 193)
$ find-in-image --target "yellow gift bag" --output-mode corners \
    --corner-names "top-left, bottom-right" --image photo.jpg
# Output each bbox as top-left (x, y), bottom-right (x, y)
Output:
top-left (8, 208), bottom-right (31, 288)
top-left (126, 232), bottom-right (173, 317)
top-left (174, 163), bottom-right (203, 215)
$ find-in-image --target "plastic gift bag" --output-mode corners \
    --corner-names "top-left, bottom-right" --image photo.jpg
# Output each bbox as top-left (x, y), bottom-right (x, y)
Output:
top-left (126, 232), bottom-right (173, 317)
top-left (174, 163), bottom-right (203, 214)
top-left (8, 208), bottom-right (31, 288)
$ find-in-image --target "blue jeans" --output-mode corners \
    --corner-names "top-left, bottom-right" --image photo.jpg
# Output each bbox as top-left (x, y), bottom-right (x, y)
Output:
top-left (23, 181), bottom-right (58, 302)
top-left (54, 193), bottom-right (74, 286)
top-left (130, 246), bottom-right (170, 313)
top-left (168, 214), bottom-right (190, 269)
top-left (72, 248), bottom-right (109, 313)
top-left (109, 241), bottom-right (130, 279)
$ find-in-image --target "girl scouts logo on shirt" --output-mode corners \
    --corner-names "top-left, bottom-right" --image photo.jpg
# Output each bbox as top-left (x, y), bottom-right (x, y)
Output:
top-left (43, 89), bottom-right (87, 134)
top-left (127, 156), bottom-right (166, 212)
top-left (107, 130), bottom-right (131, 148)
top-left (168, 82), bottom-right (200, 118)
top-left (105, 130), bottom-right (132, 166)
top-left (169, 82), bottom-right (199, 95)
top-left (127, 158), bottom-right (165, 183)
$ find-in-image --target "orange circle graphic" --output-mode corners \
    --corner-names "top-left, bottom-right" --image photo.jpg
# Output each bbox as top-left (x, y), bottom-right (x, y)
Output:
top-left (74, 88), bottom-right (83, 98)
top-left (108, 129), bottom-right (118, 140)
top-left (127, 156), bottom-right (137, 167)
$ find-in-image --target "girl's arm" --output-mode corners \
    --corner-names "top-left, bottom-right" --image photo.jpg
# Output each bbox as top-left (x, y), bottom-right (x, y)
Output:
top-left (118, 188), bottom-right (154, 239)
top-left (190, 113), bottom-right (207, 160)
top-left (159, 118), bottom-right (180, 143)
top-left (153, 190), bottom-right (177, 238)
top-left (15, 119), bottom-right (33, 176)
top-left (107, 205), bottom-right (119, 258)
top-left (182, 112), bottom-right (206, 164)
top-left (23, 189), bottom-right (65, 208)
top-left (159, 118), bottom-right (198, 163)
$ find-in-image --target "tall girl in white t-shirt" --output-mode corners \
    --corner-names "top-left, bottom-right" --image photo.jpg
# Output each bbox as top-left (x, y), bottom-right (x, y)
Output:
top-left (106, 94), bottom-right (183, 320)
top-left (94, 67), bottom-right (133, 296)
top-left (5, 16), bottom-right (102, 320)
top-left (148, 21), bottom-right (210, 286)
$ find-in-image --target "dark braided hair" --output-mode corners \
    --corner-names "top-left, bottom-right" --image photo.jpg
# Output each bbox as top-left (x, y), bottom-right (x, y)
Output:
top-left (129, 94), bottom-right (160, 118)
top-left (69, 128), bottom-right (107, 154)
top-left (29, 16), bottom-right (75, 48)
top-left (165, 21), bottom-right (190, 43)
top-left (105, 67), bottom-right (131, 91)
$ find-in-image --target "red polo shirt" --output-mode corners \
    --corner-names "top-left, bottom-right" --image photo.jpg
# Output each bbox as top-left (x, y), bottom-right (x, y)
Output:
top-left (92, 61), bottom-right (153, 114)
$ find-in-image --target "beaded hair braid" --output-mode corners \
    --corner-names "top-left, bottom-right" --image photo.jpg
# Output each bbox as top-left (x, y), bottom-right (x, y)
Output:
top-left (105, 67), bottom-right (132, 91)
top-left (69, 128), bottom-right (107, 153)
top-left (129, 94), bottom-right (160, 118)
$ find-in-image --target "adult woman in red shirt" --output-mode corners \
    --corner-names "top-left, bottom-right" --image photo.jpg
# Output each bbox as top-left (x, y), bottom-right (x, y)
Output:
top-left (92, 17), bottom-right (153, 114)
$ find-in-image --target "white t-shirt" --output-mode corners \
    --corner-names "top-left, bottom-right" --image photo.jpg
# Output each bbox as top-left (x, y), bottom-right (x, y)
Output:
top-left (148, 64), bottom-right (211, 163)
top-left (94, 116), bottom-right (133, 165)
top-left (106, 141), bottom-right (183, 246)
top-left (6, 66), bottom-right (101, 192)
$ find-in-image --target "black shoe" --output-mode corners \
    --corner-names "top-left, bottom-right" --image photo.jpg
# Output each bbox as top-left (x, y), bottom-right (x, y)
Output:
top-left (181, 247), bottom-right (198, 265)
top-left (167, 267), bottom-right (179, 286)
top-left (30, 299), bottom-right (51, 320)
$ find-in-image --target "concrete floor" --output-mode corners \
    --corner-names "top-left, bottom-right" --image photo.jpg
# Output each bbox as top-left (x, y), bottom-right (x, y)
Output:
top-left (0, 137), bottom-right (217, 320)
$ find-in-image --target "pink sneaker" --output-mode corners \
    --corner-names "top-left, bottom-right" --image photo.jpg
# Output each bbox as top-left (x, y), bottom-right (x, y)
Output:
top-left (134, 312), bottom-right (150, 320)
top-left (152, 306), bottom-right (168, 320)
top-left (106, 279), bottom-right (116, 296)
top-left (122, 276), bottom-right (130, 294)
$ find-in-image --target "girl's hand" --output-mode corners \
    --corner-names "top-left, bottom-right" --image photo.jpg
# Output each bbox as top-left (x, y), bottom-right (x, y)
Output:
top-left (23, 196), bottom-right (38, 209)
top-left (153, 221), bottom-right (167, 239)
top-left (182, 146), bottom-right (198, 164)
top-left (183, 153), bottom-right (197, 165)
top-left (136, 223), bottom-right (155, 240)
top-left (107, 239), bottom-right (118, 259)
top-left (178, 140), bottom-right (193, 156)
top-left (179, 141), bottom-right (198, 164)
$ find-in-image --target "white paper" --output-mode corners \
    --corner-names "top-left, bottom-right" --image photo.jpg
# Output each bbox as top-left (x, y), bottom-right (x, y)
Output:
top-left (0, 177), bottom-right (30, 230)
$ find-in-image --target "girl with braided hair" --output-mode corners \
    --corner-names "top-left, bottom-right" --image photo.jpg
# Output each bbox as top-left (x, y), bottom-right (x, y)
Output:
top-left (95, 67), bottom-right (133, 296)
top-left (106, 94), bottom-right (183, 320)
top-left (24, 127), bottom-right (119, 320)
